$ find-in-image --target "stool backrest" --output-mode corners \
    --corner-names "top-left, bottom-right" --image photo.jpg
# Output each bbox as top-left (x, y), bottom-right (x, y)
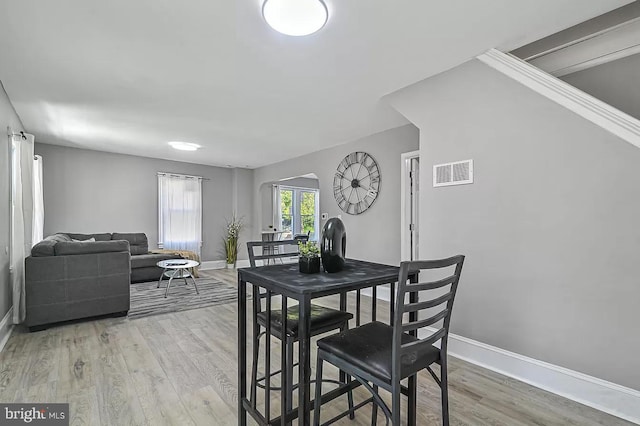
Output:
top-left (246, 239), bottom-right (301, 267)
top-left (246, 239), bottom-right (303, 314)
top-left (392, 256), bottom-right (465, 377)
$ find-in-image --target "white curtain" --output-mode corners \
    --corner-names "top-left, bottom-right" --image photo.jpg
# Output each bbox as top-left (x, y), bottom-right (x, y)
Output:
top-left (272, 184), bottom-right (282, 231)
top-left (158, 173), bottom-right (203, 257)
top-left (32, 155), bottom-right (44, 245)
top-left (10, 133), bottom-right (34, 324)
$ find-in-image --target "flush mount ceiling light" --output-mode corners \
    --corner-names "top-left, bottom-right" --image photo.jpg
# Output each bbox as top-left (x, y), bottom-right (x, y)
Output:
top-left (262, 0), bottom-right (328, 36)
top-left (168, 141), bottom-right (200, 151)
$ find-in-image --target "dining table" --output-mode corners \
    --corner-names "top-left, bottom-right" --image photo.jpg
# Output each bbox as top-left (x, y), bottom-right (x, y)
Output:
top-left (237, 258), bottom-right (419, 426)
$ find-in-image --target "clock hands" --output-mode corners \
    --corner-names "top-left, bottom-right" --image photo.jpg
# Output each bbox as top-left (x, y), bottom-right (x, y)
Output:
top-left (355, 162), bottom-right (364, 182)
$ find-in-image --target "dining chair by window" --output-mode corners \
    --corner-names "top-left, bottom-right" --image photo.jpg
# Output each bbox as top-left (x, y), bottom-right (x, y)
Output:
top-left (313, 255), bottom-right (465, 426)
top-left (293, 230), bottom-right (311, 242)
top-left (246, 240), bottom-right (355, 422)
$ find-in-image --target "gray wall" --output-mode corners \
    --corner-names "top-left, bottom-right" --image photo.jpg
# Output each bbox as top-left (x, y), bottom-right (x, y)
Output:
top-left (253, 124), bottom-right (419, 266)
top-left (35, 144), bottom-right (253, 262)
top-left (386, 59), bottom-right (640, 390)
top-left (561, 52), bottom-right (640, 120)
top-left (0, 83), bottom-right (25, 319)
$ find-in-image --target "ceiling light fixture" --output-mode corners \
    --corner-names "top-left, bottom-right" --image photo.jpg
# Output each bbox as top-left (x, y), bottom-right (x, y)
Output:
top-left (168, 141), bottom-right (200, 151)
top-left (262, 0), bottom-right (328, 37)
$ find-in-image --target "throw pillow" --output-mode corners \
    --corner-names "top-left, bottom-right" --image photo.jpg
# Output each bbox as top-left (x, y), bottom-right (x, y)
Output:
top-left (72, 237), bottom-right (96, 242)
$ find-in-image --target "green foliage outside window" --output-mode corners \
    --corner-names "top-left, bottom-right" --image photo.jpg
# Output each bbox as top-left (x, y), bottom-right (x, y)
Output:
top-left (279, 188), bottom-right (317, 238)
top-left (300, 192), bottom-right (316, 236)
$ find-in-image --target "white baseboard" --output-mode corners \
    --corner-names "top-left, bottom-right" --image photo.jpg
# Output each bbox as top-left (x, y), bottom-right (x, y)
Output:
top-left (365, 290), bottom-right (640, 424)
top-left (0, 307), bottom-right (14, 353)
top-left (200, 259), bottom-right (250, 270)
top-left (420, 327), bottom-right (640, 424)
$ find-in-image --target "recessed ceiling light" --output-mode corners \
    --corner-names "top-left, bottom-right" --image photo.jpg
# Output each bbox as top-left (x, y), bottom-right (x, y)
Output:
top-left (262, 0), bottom-right (328, 37)
top-left (168, 141), bottom-right (200, 151)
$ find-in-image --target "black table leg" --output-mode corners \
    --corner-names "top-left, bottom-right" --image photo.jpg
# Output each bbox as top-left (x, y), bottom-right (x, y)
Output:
top-left (338, 292), bottom-right (355, 419)
top-left (372, 286), bottom-right (377, 322)
top-left (408, 273), bottom-right (419, 426)
top-left (238, 277), bottom-right (247, 426)
top-left (356, 290), bottom-right (361, 326)
top-left (265, 289), bottom-right (272, 422)
top-left (282, 296), bottom-right (290, 426)
top-left (390, 282), bottom-right (396, 326)
top-left (339, 292), bottom-right (347, 384)
top-left (408, 375), bottom-right (417, 426)
top-left (298, 296), bottom-right (312, 425)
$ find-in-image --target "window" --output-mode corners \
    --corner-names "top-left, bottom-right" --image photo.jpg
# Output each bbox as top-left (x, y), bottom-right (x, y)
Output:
top-left (279, 186), bottom-right (319, 240)
top-left (158, 173), bottom-right (203, 256)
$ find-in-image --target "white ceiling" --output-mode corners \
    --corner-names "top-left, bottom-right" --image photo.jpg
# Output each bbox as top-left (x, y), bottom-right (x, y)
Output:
top-left (0, 0), bottom-right (630, 168)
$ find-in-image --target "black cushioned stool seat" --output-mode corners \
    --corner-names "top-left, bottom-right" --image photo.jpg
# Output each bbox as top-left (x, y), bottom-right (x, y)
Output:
top-left (257, 304), bottom-right (353, 338)
top-left (317, 321), bottom-right (441, 383)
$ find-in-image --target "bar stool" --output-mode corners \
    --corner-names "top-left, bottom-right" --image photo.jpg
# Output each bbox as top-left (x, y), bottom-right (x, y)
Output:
top-left (246, 239), bottom-right (355, 422)
top-left (313, 255), bottom-right (465, 426)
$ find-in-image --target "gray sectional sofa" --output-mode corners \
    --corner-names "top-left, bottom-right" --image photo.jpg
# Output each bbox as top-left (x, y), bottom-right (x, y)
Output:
top-left (26, 232), bottom-right (182, 330)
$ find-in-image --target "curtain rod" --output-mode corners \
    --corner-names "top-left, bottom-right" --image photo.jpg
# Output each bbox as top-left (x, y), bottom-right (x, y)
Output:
top-left (7, 127), bottom-right (27, 140)
top-left (157, 171), bottom-right (210, 181)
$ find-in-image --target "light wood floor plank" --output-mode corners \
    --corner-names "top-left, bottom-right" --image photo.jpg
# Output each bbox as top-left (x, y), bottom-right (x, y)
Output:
top-left (0, 267), bottom-right (631, 426)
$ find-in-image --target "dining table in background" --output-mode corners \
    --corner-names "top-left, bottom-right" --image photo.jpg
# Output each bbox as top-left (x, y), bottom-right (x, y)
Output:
top-left (237, 258), bottom-right (419, 426)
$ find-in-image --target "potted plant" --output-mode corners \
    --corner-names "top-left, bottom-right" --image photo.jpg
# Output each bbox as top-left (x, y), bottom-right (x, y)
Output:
top-left (223, 214), bottom-right (243, 267)
top-left (298, 240), bottom-right (321, 274)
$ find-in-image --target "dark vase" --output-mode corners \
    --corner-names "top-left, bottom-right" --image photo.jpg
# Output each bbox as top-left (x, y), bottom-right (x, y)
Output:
top-left (321, 217), bottom-right (346, 273)
top-left (299, 256), bottom-right (320, 274)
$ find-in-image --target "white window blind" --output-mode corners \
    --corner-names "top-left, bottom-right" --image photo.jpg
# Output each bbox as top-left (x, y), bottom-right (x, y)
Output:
top-left (158, 172), bottom-right (203, 256)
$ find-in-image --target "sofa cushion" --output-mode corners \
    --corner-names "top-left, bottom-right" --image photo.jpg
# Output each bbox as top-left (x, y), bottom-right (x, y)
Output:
top-left (65, 233), bottom-right (112, 242)
top-left (55, 240), bottom-right (130, 256)
top-left (131, 253), bottom-right (182, 269)
top-left (31, 233), bottom-right (72, 257)
top-left (72, 237), bottom-right (95, 243)
top-left (112, 233), bottom-right (149, 255)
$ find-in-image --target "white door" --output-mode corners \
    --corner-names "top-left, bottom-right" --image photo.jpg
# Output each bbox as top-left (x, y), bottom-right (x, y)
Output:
top-left (401, 151), bottom-right (420, 261)
top-left (409, 157), bottom-right (419, 260)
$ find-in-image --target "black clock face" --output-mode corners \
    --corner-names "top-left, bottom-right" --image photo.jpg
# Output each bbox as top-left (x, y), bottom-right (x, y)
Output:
top-left (333, 152), bottom-right (381, 215)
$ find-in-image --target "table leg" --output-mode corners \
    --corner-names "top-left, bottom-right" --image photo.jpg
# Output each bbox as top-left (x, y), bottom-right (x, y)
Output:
top-left (164, 273), bottom-right (175, 298)
top-left (338, 293), bottom-right (347, 385)
top-left (238, 277), bottom-right (247, 426)
top-left (265, 289), bottom-right (272, 421)
top-left (408, 273), bottom-right (419, 426)
top-left (298, 296), bottom-right (312, 425)
top-left (339, 292), bottom-right (355, 420)
top-left (282, 296), bottom-right (291, 426)
top-left (372, 286), bottom-right (377, 322)
top-left (390, 282), bottom-right (396, 326)
top-left (189, 275), bottom-right (200, 294)
top-left (408, 375), bottom-right (417, 426)
top-left (356, 290), bottom-right (361, 326)
top-left (157, 268), bottom-right (167, 288)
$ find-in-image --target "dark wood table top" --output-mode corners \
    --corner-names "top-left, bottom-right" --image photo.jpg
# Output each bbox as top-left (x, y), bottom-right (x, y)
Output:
top-left (238, 258), bottom-right (409, 298)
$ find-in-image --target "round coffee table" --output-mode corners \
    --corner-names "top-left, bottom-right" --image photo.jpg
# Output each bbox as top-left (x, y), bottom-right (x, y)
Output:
top-left (156, 259), bottom-right (200, 298)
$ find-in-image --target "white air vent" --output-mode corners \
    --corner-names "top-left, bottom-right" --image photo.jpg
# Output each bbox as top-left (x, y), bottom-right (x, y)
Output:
top-left (433, 160), bottom-right (473, 187)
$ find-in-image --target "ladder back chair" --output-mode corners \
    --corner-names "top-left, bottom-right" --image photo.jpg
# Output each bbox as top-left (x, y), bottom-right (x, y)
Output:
top-left (313, 255), bottom-right (465, 426)
top-left (246, 239), bottom-right (354, 422)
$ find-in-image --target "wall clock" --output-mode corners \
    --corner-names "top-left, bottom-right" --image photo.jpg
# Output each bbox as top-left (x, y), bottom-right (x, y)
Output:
top-left (333, 151), bottom-right (381, 215)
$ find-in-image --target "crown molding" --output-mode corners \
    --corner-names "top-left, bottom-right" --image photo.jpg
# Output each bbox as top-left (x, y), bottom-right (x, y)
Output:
top-left (477, 48), bottom-right (640, 149)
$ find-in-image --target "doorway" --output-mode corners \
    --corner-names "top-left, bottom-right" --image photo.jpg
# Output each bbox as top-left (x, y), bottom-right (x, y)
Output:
top-left (401, 151), bottom-right (420, 261)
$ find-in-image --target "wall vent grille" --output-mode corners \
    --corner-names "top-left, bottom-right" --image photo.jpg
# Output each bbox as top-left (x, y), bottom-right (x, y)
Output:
top-left (433, 159), bottom-right (473, 187)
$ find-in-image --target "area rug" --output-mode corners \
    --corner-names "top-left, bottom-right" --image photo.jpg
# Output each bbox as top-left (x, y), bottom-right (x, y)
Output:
top-left (128, 277), bottom-right (238, 319)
